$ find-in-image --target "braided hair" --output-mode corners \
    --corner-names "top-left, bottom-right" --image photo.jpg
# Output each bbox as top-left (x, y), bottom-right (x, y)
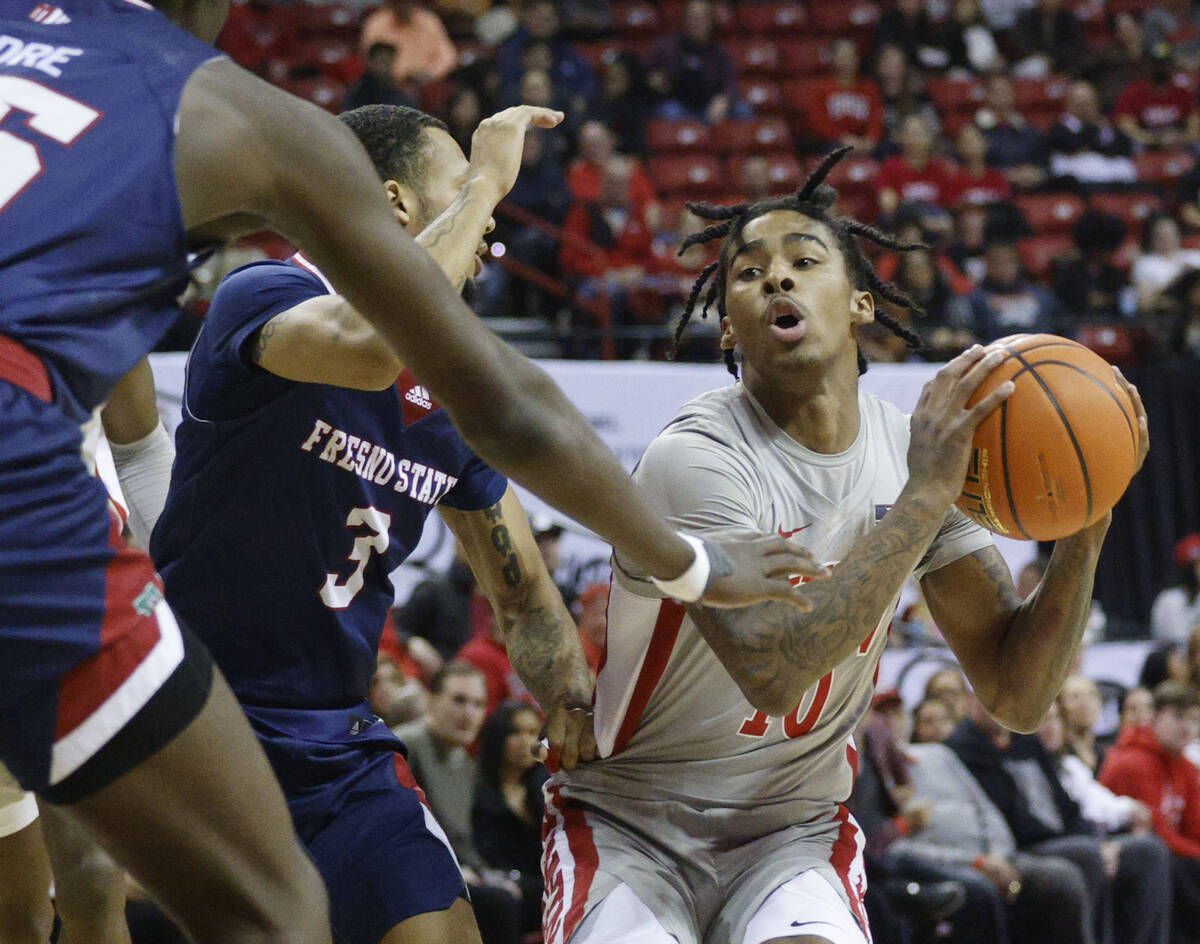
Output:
top-left (670, 147), bottom-right (924, 378)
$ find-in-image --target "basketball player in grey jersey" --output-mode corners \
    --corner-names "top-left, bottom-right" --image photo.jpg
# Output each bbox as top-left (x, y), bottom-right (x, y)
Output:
top-left (542, 149), bottom-right (1149, 944)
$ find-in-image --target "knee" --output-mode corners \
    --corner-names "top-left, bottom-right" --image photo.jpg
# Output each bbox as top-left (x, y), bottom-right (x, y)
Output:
top-left (0, 898), bottom-right (54, 944)
top-left (52, 843), bottom-right (126, 922)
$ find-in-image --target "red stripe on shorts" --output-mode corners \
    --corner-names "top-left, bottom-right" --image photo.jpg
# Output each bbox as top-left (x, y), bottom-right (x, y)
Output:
top-left (0, 334), bottom-right (51, 402)
top-left (830, 803), bottom-right (870, 938)
top-left (611, 598), bottom-right (685, 754)
top-left (548, 785), bottom-right (597, 943)
top-left (54, 509), bottom-right (163, 739)
top-left (392, 753), bottom-right (428, 806)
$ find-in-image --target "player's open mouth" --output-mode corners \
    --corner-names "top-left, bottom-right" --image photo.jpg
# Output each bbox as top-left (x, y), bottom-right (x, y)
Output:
top-left (767, 297), bottom-right (806, 342)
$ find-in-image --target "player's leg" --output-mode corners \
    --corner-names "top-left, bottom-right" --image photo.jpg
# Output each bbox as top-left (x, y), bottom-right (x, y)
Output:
top-left (0, 393), bottom-right (330, 944)
top-left (299, 751), bottom-right (480, 944)
top-left (740, 872), bottom-right (869, 944)
top-left (56, 667), bottom-right (330, 944)
top-left (36, 802), bottom-right (131, 944)
top-left (542, 792), bottom-right (697, 944)
top-left (0, 780), bottom-right (54, 944)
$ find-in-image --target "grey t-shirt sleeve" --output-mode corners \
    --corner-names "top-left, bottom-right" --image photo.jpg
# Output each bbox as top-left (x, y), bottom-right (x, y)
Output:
top-left (914, 505), bottom-right (995, 580)
top-left (614, 429), bottom-right (765, 593)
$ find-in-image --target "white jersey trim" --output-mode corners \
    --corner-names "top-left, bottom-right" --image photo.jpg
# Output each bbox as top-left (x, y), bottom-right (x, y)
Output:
top-left (49, 600), bottom-right (184, 785)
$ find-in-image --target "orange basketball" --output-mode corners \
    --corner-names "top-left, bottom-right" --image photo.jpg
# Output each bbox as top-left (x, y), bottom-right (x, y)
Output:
top-left (954, 334), bottom-right (1139, 541)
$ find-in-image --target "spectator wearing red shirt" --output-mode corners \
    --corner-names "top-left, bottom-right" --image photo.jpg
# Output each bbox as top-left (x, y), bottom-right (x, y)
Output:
top-left (948, 124), bottom-right (1011, 207)
top-left (566, 121), bottom-right (659, 224)
top-left (560, 156), bottom-right (660, 357)
top-left (1114, 45), bottom-right (1200, 150)
top-left (805, 38), bottom-right (884, 153)
top-left (877, 114), bottom-right (956, 218)
top-left (1099, 681), bottom-right (1200, 938)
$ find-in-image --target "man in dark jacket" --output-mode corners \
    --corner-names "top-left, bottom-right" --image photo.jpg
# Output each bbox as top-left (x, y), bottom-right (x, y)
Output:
top-left (949, 692), bottom-right (1171, 944)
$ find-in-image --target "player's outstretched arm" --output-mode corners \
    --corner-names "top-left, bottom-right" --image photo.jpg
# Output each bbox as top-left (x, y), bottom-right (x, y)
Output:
top-left (689, 347), bottom-right (1015, 717)
top-left (922, 368), bottom-right (1149, 733)
top-left (246, 106), bottom-right (563, 390)
top-left (173, 60), bottom-right (815, 609)
top-left (438, 487), bottom-right (596, 769)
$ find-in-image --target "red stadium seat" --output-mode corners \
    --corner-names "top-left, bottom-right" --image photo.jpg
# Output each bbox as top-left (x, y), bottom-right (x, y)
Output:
top-left (1010, 76), bottom-right (1070, 111)
top-left (299, 37), bottom-right (360, 82)
top-left (1089, 191), bottom-right (1163, 230)
top-left (1075, 324), bottom-right (1136, 365)
top-left (1012, 192), bottom-right (1086, 235)
top-left (819, 153), bottom-right (880, 196)
top-left (1182, 233), bottom-right (1200, 251)
top-left (735, 2), bottom-right (807, 35)
top-left (646, 119), bottom-right (716, 154)
top-left (729, 39), bottom-right (782, 76)
top-left (611, 0), bottom-right (661, 35)
top-left (727, 152), bottom-right (803, 193)
top-left (835, 190), bottom-right (878, 222)
top-left (1018, 235), bottom-right (1073, 280)
top-left (294, 3), bottom-right (359, 41)
top-left (808, 2), bottom-right (881, 38)
top-left (647, 154), bottom-right (723, 197)
top-left (777, 38), bottom-right (832, 77)
top-left (739, 77), bottom-right (785, 115)
top-left (1134, 150), bottom-right (1196, 184)
top-left (280, 76), bottom-right (346, 112)
top-left (925, 77), bottom-right (984, 116)
top-left (713, 117), bottom-right (794, 154)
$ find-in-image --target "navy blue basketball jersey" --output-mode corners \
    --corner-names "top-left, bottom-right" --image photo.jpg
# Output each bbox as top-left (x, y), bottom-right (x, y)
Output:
top-left (153, 255), bottom-right (507, 713)
top-left (0, 0), bottom-right (220, 420)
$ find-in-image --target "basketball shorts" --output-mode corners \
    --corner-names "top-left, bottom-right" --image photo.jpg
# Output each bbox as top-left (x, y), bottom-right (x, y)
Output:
top-left (0, 763), bottom-right (38, 838)
top-left (247, 710), bottom-right (467, 944)
top-left (0, 370), bottom-right (213, 802)
top-left (542, 786), bottom-right (870, 944)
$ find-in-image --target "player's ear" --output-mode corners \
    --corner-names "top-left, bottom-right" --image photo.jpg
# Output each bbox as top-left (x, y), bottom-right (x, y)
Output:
top-left (720, 315), bottom-right (737, 350)
top-left (384, 180), bottom-right (414, 228)
top-left (850, 288), bottom-right (874, 327)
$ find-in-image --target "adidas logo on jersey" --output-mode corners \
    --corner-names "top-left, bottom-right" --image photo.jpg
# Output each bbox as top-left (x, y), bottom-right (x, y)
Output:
top-left (29, 3), bottom-right (70, 23)
top-left (405, 385), bottom-right (432, 410)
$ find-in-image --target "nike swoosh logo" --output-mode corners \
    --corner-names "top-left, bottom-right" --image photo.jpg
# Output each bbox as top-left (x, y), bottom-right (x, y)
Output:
top-left (777, 523), bottom-right (812, 538)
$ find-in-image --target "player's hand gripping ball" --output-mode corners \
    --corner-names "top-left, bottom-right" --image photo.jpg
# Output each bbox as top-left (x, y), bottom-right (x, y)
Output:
top-left (954, 334), bottom-right (1138, 541)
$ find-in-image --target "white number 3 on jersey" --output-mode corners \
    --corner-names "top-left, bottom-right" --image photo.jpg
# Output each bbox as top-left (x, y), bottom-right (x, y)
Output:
top-left (320, 506), bottom-right (391, 610)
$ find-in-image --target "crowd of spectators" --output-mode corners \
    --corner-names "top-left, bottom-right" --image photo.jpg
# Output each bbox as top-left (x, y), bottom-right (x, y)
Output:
top-left (206, 0), bottom-right (1200, 365)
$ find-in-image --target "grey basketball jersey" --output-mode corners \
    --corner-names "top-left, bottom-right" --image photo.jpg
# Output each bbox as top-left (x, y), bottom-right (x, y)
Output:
top-left (557, 383), bottom-right (991, 834)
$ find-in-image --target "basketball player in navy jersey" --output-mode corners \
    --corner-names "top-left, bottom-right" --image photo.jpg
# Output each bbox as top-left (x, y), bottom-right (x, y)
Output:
top-left (0, 0), bottom-right (823, 940)
top-left (151, 102), bottom-right (620, 944)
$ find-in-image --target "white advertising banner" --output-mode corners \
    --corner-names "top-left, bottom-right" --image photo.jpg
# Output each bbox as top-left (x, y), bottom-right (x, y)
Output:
top-left (139, 355), bottom-right (1036, 602)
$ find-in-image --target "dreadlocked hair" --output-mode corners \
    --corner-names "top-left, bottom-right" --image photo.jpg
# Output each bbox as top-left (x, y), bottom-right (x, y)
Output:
top-left (669, 146), bottom-right (925, 378)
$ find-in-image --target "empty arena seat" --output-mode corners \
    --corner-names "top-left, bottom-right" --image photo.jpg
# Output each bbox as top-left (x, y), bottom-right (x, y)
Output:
top-left (611, 0), bottom-right (661, 35)
top-left (1013, 192), bottom-right (1087, 235)
top-left (808, 1), bottom-right (880, 37)
top-left (736, 1), bottom-right (807, 34)
top-left (294, 3), bottom-right (359, 41)
top-left (777, 38), bottom-right (831, 77)
top-left (729, 39), bottom-right (782, 76)
top-left (926, 77), bottom-right (985, 116)
top-left (1018, 235), bottom-right (1073, 280)
top-left (1075, 324), bottom-right (1136, 365)
top-left (1089, 191), bottom-right (1163, 229)
top-left (646, 119), bottom-right (716, 154)
top-left (738, 77), bottom-right (785, 115)
top-left (713, 117), bottom-right (794, 154)
top-left (299, 37), bottom-right (360, 82)
top-left (819, 153), bottom-right (880, 195)
top-left (647, 154), bottom-right (723, 197)
top-left (1134, 150), bottom-right (1196, 184)
top-left (280, 76), bottom-right (346, 112)
top-left (727, 152), bottom-right (803, 192)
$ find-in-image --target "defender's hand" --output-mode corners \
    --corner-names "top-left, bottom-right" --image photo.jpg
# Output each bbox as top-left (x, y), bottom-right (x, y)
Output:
top-left (1113, 366), bottom-right (1149, 473)
top-left (907, 344), bottom-right (1014, 510)
top-left (469, 106), bottom-right (563, 201)
top-left (699, 536), bottom-right (829, 610)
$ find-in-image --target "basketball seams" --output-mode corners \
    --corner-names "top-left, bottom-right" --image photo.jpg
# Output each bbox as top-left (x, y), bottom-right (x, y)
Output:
top-left (1004, 360), bottom-right (1137, 458)
top-left (1000, 344), bottom-right (1094, 527)
top-left (997, 400), bottom-right (1033, 540)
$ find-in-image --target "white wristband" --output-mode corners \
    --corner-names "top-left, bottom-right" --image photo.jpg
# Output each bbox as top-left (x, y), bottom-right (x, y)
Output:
top-left (650, 533), bottom-right (711, 603)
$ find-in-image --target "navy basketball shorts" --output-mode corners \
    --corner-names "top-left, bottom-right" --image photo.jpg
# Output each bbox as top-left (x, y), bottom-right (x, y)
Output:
top-left (261, 732), bottom-right (468, 944)
top-left (0, 378), bottom-right (212, 802)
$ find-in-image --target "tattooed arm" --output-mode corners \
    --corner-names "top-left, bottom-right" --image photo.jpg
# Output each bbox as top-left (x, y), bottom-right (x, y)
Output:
top-left (438, 486), bottom-right (597, 769)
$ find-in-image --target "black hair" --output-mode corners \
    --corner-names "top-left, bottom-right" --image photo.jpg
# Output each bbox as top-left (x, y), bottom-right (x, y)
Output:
top-left (1139, 642), bottom-right (1181, 691)
top-left (476, 700), bottom-right (542, 790)
top-left (338, 104), bottom-right (448, 189)
top-left (669, 147), bottom-right (924, 377)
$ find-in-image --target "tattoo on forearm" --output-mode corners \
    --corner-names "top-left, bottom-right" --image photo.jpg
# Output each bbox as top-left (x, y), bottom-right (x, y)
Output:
top-left (697, 499), bottom-right (942, 706)
top-left (417, 179), bottom-right (487, 291)
top-left (483, 500), bottom-right (522, 588)
top-left (251, 312), bottom-right (285, 364)
top-left (504, 603), bottom-right (563, 707)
